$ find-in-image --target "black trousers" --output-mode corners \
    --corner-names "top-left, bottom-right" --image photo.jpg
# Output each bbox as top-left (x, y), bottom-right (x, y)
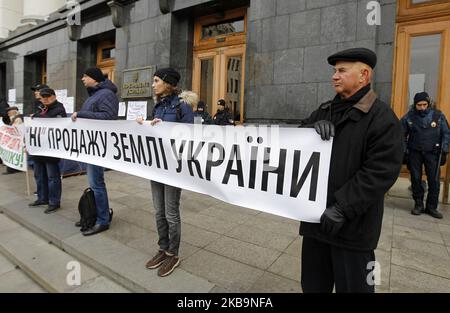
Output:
top-left (301, 237), bottom-right (375, 293)
top-left (407, 150), bottom-right (440, 210)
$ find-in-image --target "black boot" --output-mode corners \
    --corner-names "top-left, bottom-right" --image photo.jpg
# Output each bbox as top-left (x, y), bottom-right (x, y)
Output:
top-left (411, 201), bottom-right (424, 215)
top-left (424, 207), bottom-right (443, 219)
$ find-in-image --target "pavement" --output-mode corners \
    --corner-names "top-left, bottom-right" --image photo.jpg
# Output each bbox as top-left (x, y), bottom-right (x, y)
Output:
top-left (0, 163), bottom-right (449, 293)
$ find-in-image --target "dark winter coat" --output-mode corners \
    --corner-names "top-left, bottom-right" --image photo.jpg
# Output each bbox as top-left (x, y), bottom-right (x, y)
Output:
top-left (401, 108), bottom-right (450, 153)
top-left (152, 94), bottom-right (194, 123)
top-left (77, 80), bottom-right (119, 120)
top-left (32, 100), bottom-right (67, 118)
top-left (299, 88), bottom-right (403, 251)
top-left (194, 110), bottom-right (213, 124)
top-left (213, 108), bottom-right (234, 126)
top-left (31, 100), bottom-right (67, 163)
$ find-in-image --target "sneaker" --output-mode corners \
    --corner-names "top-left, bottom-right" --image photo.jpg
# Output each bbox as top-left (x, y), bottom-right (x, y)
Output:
top-left (157, 255), bottom-right (180, 277)
top-left (145, 251), bottom-right (168, 269)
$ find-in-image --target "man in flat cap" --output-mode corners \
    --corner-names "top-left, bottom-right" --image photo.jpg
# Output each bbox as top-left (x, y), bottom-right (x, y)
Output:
top-left (31, 83), bottom-right (49, 114)
top-left (28, 88), bottom-right (67, 213)
top-left (298, 48), bottom-right (403, 292)
top-left (401, 92), bottom-right (449, 219)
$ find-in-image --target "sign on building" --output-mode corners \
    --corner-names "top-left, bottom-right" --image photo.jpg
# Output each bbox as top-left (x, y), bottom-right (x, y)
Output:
top-left (121, 66), bottom-right (155, 99)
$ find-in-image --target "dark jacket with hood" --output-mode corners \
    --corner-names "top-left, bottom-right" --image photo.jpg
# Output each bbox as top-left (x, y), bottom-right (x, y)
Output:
top-left (299, 85), bottom-right (403, 251)
top-left (78, 80), bottom-right (119, 120)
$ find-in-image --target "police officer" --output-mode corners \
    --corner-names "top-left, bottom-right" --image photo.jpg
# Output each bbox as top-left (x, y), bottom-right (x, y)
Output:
top-left (194, 101), bottom-right (213, 124)
top-left (402, 92), bottom-right (450, 219)
top-left (213, 99), bottom-right (234, 126)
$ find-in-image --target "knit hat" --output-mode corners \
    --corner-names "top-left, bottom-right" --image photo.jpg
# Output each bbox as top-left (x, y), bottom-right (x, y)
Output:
top-left (154, 68), bottom-right (180, 86)
top-left (31, 84), bottom-right (49, 91)
top-left (197, 101), bottom-right (205, 109)
top-left (84, 67), bottom-right (106, 82)
top-left (414, 92), bottom-right (430, 105)
top-left (217, 99), bottom-right (226, 106)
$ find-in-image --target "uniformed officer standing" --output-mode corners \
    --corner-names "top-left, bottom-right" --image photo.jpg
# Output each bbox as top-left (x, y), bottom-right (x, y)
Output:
top-left (401, 92), bottom-right (450, 219)
top-left (213, 99), bottom-right (235, 125)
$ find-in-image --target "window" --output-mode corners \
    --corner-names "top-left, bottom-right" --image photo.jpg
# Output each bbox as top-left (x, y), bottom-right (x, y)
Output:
top-left (397, 0), bottom-right (450, 22)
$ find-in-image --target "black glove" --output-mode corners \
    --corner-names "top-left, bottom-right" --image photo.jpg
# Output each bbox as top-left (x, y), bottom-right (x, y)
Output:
top-left (313, 120), bottom-right (335, 140)
top-left (441, 152), bottom-right (447, 166)
top-left (320, 204), bottom-right (346, 236)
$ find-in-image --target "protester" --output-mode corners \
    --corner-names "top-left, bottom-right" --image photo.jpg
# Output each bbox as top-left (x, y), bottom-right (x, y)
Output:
top-left (298, 48), bottom-right (403, 292)
top-left (28, 88), bottom-right (66, 213)
top-left (137, 67), bottom-right (194, 277)
top-left (401, 92), bottom-right (450, 219)
top-left (71, 67), bottom-right (118, 236)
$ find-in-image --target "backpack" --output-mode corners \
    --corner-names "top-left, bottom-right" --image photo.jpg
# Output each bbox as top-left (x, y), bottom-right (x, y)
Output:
top-left (78, 188), bottom-right (97, 232)
top-left (78, 187), bottom-right (114, 232)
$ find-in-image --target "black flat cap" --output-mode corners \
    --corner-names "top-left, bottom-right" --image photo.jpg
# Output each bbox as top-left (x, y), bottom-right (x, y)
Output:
top-left (31, 84), bottom-right (49, 91)
top-left (39, 88), bottom-right (56, 97)
top-left (327, 47), bottom-right (377, 69)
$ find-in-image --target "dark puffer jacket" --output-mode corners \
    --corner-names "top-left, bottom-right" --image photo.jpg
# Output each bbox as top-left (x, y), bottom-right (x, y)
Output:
top-left (299, 88), bottom-right (403, 251)
top-left (77, 80), bottom-right (119, 120)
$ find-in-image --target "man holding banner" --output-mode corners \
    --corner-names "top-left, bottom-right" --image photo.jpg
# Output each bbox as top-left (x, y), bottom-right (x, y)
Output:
top-left (71, 67), bottom-right (119, 236)
top-left (298, 48), bottom-right (403, 292)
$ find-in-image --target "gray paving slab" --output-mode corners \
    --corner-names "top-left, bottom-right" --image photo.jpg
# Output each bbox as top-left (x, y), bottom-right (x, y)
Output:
top-left (205, 236), bottom-right (282, 270)
top-left (71, 276), bottom-right (130, 293)
top-left (392, 236), bottom-right (449, 259)
top-left (226, 223), bottom-right (296, 253)
top-left (0, 253), bottom-right (16, 276)
top-left (180, 222), bottom-right (222, 248)
top-left (393, 224), bottom-right (444, 245)
top-left (284, 236), bottom-right (302, 257)
top-left (391, 247), bottom-right (450, 279)
top-left (390, 264), bottom-right (450, 293)
top-left (0, 217), bottom-right (100, 292)
top-left (182, 211), bottom-right (242, 234)
top-left (62, 232), bottom-right (214, 293)
top-left (181, 249), bottom-right (264, 292)
top-left (247, 272), bottom-right (301, 293)
top-left (267, 253), bottom-right (301, 282)
top-left (393, 214), bottom-right (441, 233)
top-left (0, 269), bottom-right (46, 293)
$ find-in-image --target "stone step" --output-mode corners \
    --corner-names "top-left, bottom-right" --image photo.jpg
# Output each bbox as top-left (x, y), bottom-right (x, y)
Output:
top-left (0, 189), bottom-right (215, 293)
top-left (0, 213), bottom-right (130, 292)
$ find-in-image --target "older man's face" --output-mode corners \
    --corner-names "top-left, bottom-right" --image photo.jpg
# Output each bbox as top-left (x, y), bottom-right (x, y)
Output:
top-left (332, 61), bottom-right (365, 99)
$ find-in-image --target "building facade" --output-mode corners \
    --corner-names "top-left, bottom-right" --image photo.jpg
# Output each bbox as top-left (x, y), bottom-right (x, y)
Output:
top-left (0, 0), bottom-right (449, 125)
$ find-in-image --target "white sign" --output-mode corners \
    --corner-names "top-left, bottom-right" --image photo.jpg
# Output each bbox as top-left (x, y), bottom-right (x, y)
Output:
top-left (126, 101), bottom-right (147, 121)
top-left (0, 124), bottom-right (27, 171)
top-left (118, 102), bottom-right (126, 117)
top-left (8, 89), bottom-right (16, 103)
top-left (24, 118), bottom-right (333, 222)
top-left (55, 89), bottom-right (68, 100)
top-left (15, 103), bottom-right (23, 114)
top-left (64, 97), bottom-right (75, 114)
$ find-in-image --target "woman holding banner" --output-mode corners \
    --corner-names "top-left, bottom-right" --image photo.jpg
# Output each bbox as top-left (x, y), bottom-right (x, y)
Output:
top-left (137, 68), bottom-right (194, 277)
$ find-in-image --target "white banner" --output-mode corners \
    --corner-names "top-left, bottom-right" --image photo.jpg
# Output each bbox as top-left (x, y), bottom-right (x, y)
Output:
top-left (0, 124), bottom-right (27, 171)
top-left (24, 118), bottom-right (332, 222)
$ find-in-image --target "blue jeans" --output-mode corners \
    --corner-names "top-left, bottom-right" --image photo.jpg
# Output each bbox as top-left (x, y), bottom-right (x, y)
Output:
top-left (33, 158), bottom-right (62, 206)
top-left (87, 164), bottom-right (110, 225)
top-left (151, 181), bottom-right (182, 256)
